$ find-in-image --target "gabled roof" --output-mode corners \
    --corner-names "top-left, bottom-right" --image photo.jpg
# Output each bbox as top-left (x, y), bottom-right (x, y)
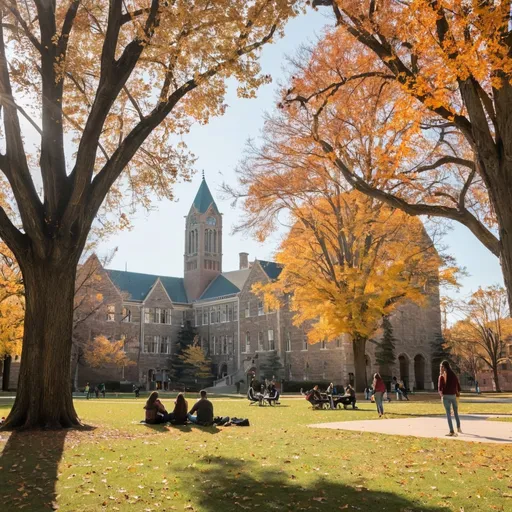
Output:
top-left (198, 274), bottom-right (240, 301)
top-left (258, 260), bottom-right (283, 280)
top-left (222, 268), bottom-right (251, 290)
top-left (192, 177), bottom-right (219, 214)
top-left (107, 269), bottom-right (188, 303)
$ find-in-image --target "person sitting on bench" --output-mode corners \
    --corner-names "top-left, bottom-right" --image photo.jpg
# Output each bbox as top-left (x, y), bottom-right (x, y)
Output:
top-left (266, 384), bottom-right (280, 405)
top-left (247, 385), bottom-right (263, 405)
top-left (334, 384), bottom-right (358, 409)
top-left (306, 385), bottom-right (329, 409)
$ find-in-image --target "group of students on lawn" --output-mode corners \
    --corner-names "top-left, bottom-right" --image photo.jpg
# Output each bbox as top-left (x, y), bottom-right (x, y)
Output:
top-left (144, 389), bottom-right (214, 426)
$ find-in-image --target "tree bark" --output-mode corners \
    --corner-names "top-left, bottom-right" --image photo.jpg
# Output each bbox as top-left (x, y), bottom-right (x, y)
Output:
top-left (2, 355), bottom-right (11, 391)
top-left (2, 259), bottom-right (81, 430)
top-left (352, 336), bottom-right (368, 392)
top-left (492, 365), bottom-right (502, 393)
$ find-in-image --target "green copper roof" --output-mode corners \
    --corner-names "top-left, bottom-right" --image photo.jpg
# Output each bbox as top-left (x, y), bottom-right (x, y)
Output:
top-left (259, 260), bottom-right (283, 280)
top-left (198, 274), bottom-right (240, 301)
top-left (193, 178), bottom-right (219, 214)
top-left (107, 270), bottom-right (188, 303)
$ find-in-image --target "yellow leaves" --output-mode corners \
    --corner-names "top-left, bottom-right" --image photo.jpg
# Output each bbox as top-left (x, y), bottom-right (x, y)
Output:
top-left (254, 191), bottom-right (439, 342)
top-left (84, 335), bottom-right (134, 369)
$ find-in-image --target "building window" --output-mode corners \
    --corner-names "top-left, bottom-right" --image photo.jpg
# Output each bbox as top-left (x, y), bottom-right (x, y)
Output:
top-left (121, 307), bottom-right (131, 323)
top-left (227, 335), bottom-right (233, 355)
top-left (336, 338), bottom-right (341, 349)
top-left (245, 301), bottom-right (250, 318)
top-left (106, 305), bottom-right (115, 322)
top-left (144, 308), bottom-right (171, 324)
top-left (210, 307), bottom-right (215, 324)
top-left (258, 300), bottom-right (264, 316)
top-left (216, 306), bottom-right (221, 323)
top-left (227, 303), bottom-right (233, 322)
top-left (302, 335), bottom-right (308, 351)
top-left (160, 336), bottom-right (170, 354)
top-left (222, 336), bottom-right (228, 355)
top-left (258, 331), bottom-right (264, 352)
top-left (321, 339), bottom-right (327, 350)
top-left (203, 308), bottom-right (208, 325)
top-left (245, 332), bottom-right (251, 353)
top-left (144, 336), bottom-right (158, 354)
top-left (268, 329), bottom-right (275, 351)
top-left (286, 332), bottom-right (291, 352)
top-left (163, 309), bottom-right (171, 325)
top-left (211, 335), bottom-right (216, 355)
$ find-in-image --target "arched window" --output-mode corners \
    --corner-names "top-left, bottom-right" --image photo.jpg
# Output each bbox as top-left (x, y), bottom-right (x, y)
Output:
top-left (213, 229), bottom-right (217, 253)
top-left (188, 231), bottom-right (192, 254)
top-left (205, 229), bottom-right (209, 251)
top-left (195, 230), bottom-right (198, 252)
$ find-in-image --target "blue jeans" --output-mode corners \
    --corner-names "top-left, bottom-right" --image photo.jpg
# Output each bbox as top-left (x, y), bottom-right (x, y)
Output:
top-left (442, 395), bottom-right (460, 432)
top-left (187, 413), bottom-right (198, 424)
top-left (374, 392), bottom-right (384, 415)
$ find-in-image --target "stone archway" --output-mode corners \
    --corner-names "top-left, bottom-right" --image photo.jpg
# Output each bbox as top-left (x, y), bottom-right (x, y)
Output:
top-left (398, 354), bottom-right (410, 388)
top-left (414, 354), bottom-right (426, 391)
top-left (219, 363), bottom-right (228, 378)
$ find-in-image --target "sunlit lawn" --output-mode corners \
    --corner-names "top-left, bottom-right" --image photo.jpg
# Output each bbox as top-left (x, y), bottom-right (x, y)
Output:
top-left (1, 395), bottom-right (511, 512)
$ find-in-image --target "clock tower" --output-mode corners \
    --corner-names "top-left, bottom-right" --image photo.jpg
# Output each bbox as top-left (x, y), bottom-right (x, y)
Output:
top-left (184, 176), bottom-right (223, 301)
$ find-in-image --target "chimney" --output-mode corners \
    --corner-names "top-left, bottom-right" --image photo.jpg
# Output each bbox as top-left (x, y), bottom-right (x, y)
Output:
top-left (239, 252), bottom-right (249, 270)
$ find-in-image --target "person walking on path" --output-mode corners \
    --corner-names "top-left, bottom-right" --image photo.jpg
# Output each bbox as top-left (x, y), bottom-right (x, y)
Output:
top-left (438, 360), bottom-right (462, 437)
top-left (85, 382), bottom-right (90, 400)
top-left (372, 373), bottom-right (386, 417)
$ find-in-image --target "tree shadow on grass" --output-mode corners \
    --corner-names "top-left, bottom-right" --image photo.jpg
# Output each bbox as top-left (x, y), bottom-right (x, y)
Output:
top-left (183, 457), bottom-right (448, 512)
top-left (0, 427), bottom-right (93, 511)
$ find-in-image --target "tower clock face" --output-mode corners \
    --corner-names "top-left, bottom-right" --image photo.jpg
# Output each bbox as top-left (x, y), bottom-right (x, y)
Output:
top-left (206, 216), bottom-right (217, 226)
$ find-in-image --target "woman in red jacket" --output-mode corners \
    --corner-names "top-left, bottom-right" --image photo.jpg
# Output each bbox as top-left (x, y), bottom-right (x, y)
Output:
top-left (438, 360), bottom-right (462, 436)
top-left (372, 373), bottom-right (386, 417)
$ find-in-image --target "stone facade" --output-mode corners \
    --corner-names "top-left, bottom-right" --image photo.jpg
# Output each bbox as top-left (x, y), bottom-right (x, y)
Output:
top-left (70, 177), bottom-right (441, 391)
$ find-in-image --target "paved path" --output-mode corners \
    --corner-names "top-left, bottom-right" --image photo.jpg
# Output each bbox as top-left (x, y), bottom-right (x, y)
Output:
top-left (309, 414), bottom-right (512, 444)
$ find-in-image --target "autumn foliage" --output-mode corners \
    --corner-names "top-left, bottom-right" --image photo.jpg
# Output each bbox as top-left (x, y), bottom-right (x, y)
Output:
top-left (302, 1), bottom-right (512, 305)
top-left (252, 192), bottom-right (445, 390)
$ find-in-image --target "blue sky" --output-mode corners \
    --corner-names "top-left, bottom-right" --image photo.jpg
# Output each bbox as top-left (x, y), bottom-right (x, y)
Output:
top-left (100, 9), bottom-right (504, 307)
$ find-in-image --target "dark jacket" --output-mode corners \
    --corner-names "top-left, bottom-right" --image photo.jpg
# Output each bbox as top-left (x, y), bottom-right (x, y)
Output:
top-left (189, 398), bottom-right (214, 425)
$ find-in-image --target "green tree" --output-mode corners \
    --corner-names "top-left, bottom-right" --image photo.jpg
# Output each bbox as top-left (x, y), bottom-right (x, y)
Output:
top-left (259, 352), bottom-right (284, 381)
top-left (170, 322), bottom-right (197, 383)
top-left (375, 316), bottom-right (396, 390)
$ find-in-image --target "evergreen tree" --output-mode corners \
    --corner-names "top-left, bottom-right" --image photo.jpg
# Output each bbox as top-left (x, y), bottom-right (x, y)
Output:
top-left (170, 322), bottom-right (197, 383)
top-left (375, 316), bottom-right (396, 389)
top-left (259, 352), bottom-right (284, 381)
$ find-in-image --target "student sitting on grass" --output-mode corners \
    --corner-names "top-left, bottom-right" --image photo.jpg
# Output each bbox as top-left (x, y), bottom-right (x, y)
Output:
top-left (144, 391), bottom-right (171, 424)
top-left (188, 390), bottom-right (214, 426)
top-left (169, 392), bottom-right (188, 425)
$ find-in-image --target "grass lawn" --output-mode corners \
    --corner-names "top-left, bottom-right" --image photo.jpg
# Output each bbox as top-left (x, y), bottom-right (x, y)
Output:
top-left (1, 396), bottom-right (511, 512)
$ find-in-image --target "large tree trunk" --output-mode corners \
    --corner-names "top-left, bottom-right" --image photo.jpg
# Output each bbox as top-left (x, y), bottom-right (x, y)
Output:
top-left (2, 259), bottom-right (81, 430)
top-left (492, 365), bottom-right (502, 393)
top-left (352, 336), bottom-right (367, 392)
top-left (2, 355), bottom-right (12, 391)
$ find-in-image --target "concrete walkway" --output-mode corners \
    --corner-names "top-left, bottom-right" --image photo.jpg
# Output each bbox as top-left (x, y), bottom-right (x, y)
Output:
top-left (309, 414), bottom-right (512, 444)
